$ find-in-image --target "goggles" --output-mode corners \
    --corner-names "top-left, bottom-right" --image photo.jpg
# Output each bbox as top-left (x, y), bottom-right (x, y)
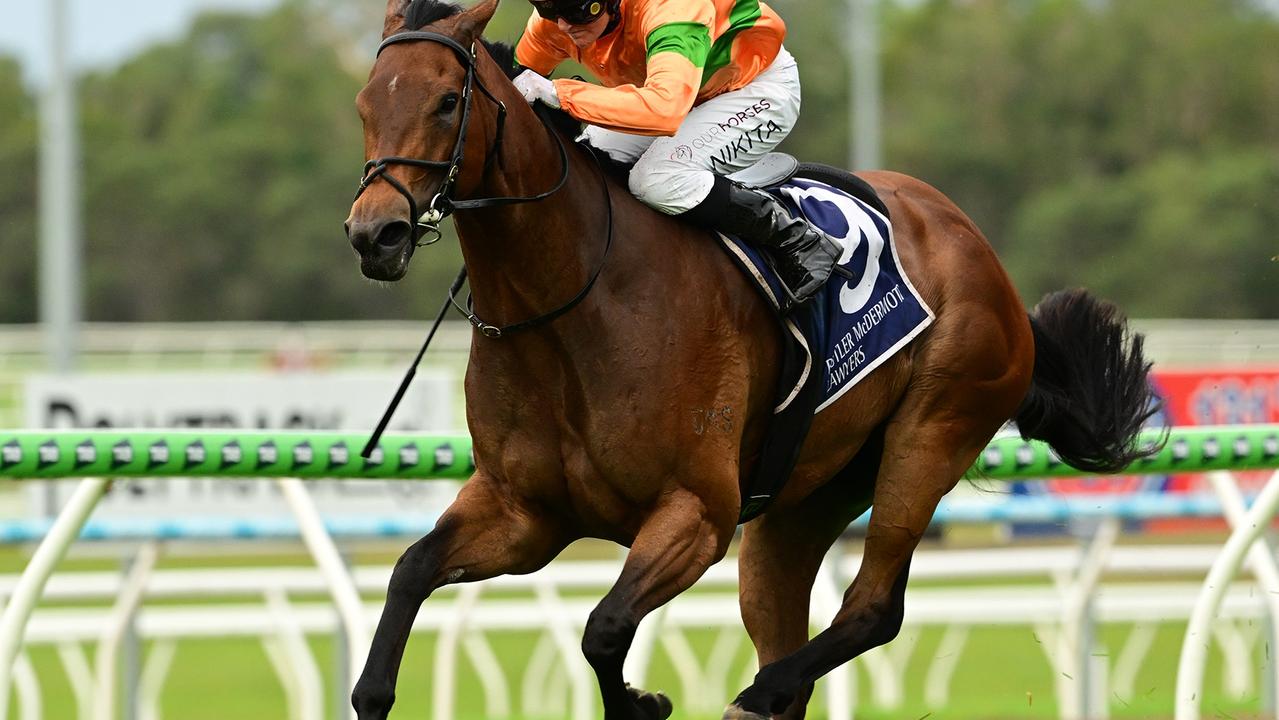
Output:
top-left (531, 0), bottom-right (607, 25)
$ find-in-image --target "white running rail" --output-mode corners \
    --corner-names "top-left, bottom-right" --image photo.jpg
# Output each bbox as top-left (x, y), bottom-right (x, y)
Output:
top-left (1175, 467), bottom-right (1279, 720)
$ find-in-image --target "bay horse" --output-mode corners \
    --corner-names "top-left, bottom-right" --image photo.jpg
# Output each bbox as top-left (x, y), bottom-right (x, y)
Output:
top-left (343, 0), bottom-right (1158, 717)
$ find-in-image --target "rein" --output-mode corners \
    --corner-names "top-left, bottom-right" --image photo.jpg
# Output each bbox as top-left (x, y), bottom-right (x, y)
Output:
top-left (353, 30), bottom-right (611, 338)
top-left (447, 144), bottom-right (614, 338)
top-left (353, 31), bottom-right (569, 245)
top-left (357, 28), bottom-right (615, 457)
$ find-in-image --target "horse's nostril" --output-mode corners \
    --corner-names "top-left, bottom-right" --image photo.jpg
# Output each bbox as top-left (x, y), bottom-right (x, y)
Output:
top-left (375, 220), bottom-right (411, 249)
top-left (348, 219), bottom-right (411, 256)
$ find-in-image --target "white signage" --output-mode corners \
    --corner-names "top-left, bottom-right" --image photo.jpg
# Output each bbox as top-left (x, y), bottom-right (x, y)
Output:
top-left (24, 371), bottom-right (461, 521)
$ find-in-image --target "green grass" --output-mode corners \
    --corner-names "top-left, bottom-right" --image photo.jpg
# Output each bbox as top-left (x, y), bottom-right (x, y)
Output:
top-left (10, 622), bottom-right (1268, 719)
top-left (5, 553), bottom-right (1272, 719)
top-left (0, 529), bottom-right (1269, 719)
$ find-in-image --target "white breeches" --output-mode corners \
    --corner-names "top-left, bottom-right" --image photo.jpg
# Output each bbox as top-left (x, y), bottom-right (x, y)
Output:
top-left (579, 47), bottom-right (802, 215)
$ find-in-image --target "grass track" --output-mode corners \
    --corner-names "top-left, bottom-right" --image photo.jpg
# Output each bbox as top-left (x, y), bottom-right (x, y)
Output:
top-left (0, 544), bottom-right (1269, 719)
top-left (9, 618), bottom-right (1267, 719)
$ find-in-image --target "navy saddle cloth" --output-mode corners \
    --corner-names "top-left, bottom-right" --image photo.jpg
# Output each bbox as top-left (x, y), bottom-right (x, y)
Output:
top-left (716, 165), bottom-right (935, 522)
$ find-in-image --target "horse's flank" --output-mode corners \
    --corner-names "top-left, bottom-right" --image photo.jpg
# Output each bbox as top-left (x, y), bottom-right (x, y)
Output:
top-left (346, 2), bottom-right (1156, 718)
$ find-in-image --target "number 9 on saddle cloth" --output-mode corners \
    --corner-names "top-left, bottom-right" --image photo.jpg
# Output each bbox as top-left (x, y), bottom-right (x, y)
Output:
top-left (707, 154), bottom-right (933, 523)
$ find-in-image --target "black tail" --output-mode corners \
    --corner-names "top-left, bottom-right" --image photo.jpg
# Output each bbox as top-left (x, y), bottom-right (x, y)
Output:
top-left (1014, 289), bottom-right (1163, 473)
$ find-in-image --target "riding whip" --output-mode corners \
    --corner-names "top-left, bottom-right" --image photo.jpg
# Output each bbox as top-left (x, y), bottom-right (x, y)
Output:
top-left (361, 266), bottom-right (468, 459)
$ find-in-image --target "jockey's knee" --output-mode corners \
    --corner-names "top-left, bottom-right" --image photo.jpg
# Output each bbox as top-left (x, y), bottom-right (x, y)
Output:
top-left (628, 156), bottom-right (713, 216)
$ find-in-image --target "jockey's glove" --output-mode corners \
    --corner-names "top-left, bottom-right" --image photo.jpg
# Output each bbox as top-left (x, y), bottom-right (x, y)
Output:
top-left (513, 69), bottom-right (561, 109)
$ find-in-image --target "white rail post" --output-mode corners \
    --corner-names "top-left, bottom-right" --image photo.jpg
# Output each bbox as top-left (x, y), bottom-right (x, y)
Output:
top-left (433, 582), bottom-right (483, 720)
top-left (1176, 469), bottom-right (1279, 720)
top-left (533, 577), bottom-right (595, 720)
top-left (138, 640), bottom-right (178, 720)
top-left (812, 557), bottom-right (852, 720)
top-left (57, 641), bottom-right (94, 720)
top-left (0, 476), bottom-right (110, 720)
top-left (264, 587), bottom-right (324, 720)
top-left (94, 542), bottom-right (159, 720)
top-left (1059, 516), bottom-right (1119, 720)
top-left (1207, 469), bottom-right (1279, 712)
top-left (13, 653), bottom-right (41, 720)
top-left (276, 476), bottom-right (371, 720)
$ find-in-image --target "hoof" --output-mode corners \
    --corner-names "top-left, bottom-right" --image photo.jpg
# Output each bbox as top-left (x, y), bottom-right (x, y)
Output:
top-left (627, 684), bottom-right (673, 719)
top-left (722, 704), bottom-right (769, 720)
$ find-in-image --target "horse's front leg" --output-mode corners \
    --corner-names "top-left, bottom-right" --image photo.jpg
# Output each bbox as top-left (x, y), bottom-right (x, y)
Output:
top-left (586, 488), bottom-right (737, 720)
top-left (351, 474), bottom-right (570, 720)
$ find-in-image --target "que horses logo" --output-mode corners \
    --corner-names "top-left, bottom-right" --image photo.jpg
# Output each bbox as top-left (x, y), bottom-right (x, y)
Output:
top-left (778, 184), bottom-right (886, 315)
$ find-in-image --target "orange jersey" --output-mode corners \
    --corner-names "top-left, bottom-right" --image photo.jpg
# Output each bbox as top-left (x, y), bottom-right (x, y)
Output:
top-left (515, 0), bottom-right (786, 136)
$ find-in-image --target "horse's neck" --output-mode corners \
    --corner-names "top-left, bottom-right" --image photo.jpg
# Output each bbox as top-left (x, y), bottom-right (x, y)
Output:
top-left (453, 125), bottom-right (613, 336)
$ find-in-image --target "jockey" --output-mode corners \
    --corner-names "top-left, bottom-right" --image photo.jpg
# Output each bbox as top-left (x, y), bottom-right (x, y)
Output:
top-left (511, 0), bottom-right (842, 309)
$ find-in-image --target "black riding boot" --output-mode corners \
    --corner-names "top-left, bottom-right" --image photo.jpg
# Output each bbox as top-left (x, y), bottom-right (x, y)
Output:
top-left (681, 175), bottom-right (842, 310)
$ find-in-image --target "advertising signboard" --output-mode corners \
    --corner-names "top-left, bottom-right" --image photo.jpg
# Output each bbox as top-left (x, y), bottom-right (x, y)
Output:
top-left (1154, 368), bottom-right (1279, 493)
top-left (23, 371), bottom-right (459, 519)
top-left (1009, 367), bottom-right (1279, 533)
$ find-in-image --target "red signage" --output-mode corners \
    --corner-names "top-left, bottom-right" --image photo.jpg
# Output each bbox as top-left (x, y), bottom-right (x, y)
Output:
top-left (1156, 368), bottom-right (1279, 425)
top-left (1155, 368), bottom-right (1279, 494)
top-left (1011, 368), bottom-right (1279, 510)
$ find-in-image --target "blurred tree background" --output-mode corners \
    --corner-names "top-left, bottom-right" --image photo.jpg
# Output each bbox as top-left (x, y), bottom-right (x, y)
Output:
top-left (1, 0), bottom-right (1276, 321)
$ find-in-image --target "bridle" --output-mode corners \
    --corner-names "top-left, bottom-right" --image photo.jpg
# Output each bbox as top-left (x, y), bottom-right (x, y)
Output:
top-left (354, 27), bottom-right (617, 456)
top-left (352, 29), bottom-right (613, 339)
top-left (354, 30), bottom-right (568, 245)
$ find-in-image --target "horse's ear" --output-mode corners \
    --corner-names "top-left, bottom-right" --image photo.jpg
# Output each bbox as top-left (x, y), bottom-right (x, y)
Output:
top-left (382, 0), bottom-right (410, 37)
top-left (456, 0), bottom-right (501, 43)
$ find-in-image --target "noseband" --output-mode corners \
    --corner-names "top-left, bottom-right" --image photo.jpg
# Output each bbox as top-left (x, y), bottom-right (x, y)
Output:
top-left (352, 29), bottom-right (612, 339)
top-left (355, 29), bottom-right (615, 455)
top-left (353, 30), bottom-right (570, 245)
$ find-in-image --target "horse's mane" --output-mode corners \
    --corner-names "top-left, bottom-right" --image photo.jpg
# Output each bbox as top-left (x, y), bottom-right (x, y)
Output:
top-left (400, 0), bottom-right (635, 179)
top-left (403, 0), bottom-right (465, 29)
top-left (481, 41), bottom-right (588, 141)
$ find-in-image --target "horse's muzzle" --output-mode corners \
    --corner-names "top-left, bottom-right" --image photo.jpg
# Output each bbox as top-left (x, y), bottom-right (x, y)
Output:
top-left (346, 217), bottom-right (415, 281)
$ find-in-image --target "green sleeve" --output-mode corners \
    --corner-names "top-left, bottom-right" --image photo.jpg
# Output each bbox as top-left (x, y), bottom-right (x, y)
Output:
top-left (645, 22), bottom-right (711, 67)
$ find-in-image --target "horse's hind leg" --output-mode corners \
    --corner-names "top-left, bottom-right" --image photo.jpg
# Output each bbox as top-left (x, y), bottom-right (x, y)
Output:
top-left (737, 452), bottom-right (878, 719)
top-left (585, 488), bottom-right (737, 720)
top-left (726, 407), bottom-right (1012, 718)
top-left (351, 474), bottom-right (570, 720)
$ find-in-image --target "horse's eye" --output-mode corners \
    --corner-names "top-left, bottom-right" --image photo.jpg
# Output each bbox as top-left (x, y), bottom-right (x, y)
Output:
top-left (438, 93), bottom-right (460, 114)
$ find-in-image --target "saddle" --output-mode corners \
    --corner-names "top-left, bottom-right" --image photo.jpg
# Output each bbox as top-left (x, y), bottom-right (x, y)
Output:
top-left (728, 152), bottom-right (891, 220)
top-left (726, 152), bottom-right (801, 189)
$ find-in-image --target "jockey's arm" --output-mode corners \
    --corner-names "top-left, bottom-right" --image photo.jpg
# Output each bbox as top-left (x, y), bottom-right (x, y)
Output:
top-left (555, 34), bottom-right (707, 136)
top-left (515, 7), bottom-right (713, 136)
